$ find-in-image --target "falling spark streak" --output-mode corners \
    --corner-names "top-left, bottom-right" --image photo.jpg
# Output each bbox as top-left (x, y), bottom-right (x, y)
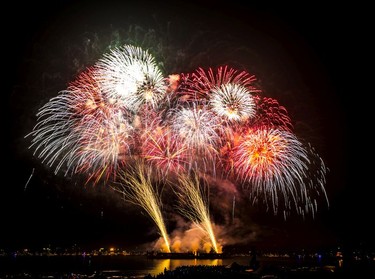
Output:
top-left (24, 168), bottom-right (35, 191)
top-left (232, 195), bottom-right (235, 222)
top-left (112, 161), bottom-right (171, 253)
top-left (175, 172), bottom-right (220, 253)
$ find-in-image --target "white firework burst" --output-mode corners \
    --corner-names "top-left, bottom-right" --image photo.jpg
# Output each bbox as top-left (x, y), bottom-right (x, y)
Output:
top-left (94, 44), bottom-right (167, 112)
top-left (209, 83), bottom-right (256, 123)
top-left (168, 104), bottom-right (224, 173)
top-left (170, 104), bottom-right (223, 152)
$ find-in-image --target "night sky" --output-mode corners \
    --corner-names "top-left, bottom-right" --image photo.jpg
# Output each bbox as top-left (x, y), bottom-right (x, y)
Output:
top-left (3, 1), bottom-right (371, 253)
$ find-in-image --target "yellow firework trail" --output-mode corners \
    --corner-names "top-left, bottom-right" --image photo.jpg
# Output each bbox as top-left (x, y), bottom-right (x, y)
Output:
top-left (112, 161), bottom-right (171, 252)
top-left (175, 172), bottom-right (220, 253)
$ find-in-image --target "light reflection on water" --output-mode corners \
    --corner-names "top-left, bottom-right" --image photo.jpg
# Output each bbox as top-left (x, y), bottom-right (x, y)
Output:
top-left (91, 255), bottom-right (334, 277)
top-left (1, 255), bottom-right (252, 277)
top-left (151, 258), bottom-right (223, 275)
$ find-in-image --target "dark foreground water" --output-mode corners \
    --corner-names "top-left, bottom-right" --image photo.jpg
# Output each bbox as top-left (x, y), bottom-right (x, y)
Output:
top-left (0, 255), bottom-right (374, 278)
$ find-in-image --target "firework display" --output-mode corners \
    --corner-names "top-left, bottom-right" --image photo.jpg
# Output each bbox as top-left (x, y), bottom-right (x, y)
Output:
top-left (26, 44), bottom-right (329, 252)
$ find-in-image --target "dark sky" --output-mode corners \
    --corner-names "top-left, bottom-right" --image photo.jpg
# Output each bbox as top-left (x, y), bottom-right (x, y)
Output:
top-left (3, 1), bottom-right (371, 253)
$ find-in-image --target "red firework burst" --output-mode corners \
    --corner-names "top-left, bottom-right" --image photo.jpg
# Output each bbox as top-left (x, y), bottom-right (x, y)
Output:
top-left (175, 66), bottom-right (261, 104)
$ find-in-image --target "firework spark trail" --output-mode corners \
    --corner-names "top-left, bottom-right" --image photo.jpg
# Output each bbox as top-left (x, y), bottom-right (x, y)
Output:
top-left (231, 126), bottom-right (327, 216)
top-left (112, 160), bottom-right (171, 253)
top-left (299, 143), bottom-right (329, 218)
top-left (24, 168), bottom-right (35, 191)
top-left (174, 172), bottom-right (220, 253)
